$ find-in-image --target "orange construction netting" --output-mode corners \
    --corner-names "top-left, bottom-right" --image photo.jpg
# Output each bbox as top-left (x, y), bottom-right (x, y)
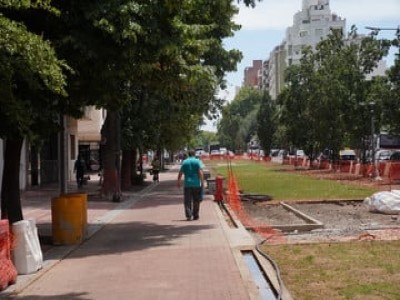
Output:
top-left (224, 159), bottom-right (286, 244)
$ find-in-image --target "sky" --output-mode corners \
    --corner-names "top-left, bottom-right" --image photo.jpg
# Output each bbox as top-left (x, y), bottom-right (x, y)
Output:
top-left (202, 0), bottom-right (400, 131)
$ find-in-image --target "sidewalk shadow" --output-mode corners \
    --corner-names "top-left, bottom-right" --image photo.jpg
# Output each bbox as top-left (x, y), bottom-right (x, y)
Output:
top-left (57, 221), bottom-right (214, 259)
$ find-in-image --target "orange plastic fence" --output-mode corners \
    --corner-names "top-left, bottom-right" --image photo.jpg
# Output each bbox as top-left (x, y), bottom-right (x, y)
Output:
top-left (206, 156), bottom-right (400, 187)
top-left (389, 162), bottom-right (400, 180)
top-left (217, 157), bottom-right (400, 245)
top-left (225, 160), bottom-right (285, 244)
top-left (0, 219), bottom-right (17, 291)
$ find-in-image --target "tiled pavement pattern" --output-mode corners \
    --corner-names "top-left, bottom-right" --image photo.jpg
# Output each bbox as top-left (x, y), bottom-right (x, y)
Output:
top-left (1, 166), bottom-right (265, 300)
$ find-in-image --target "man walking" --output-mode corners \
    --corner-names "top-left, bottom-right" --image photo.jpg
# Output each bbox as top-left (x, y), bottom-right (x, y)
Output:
top-left (74, 154), bottom-right (86, 187)
top-left (177, 150), bottom-right (204, 221)
top-left (151, 155), bottom-right (161, 183)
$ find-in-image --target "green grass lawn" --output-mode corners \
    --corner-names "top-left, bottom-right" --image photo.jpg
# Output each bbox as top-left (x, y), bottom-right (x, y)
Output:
top-left (209, 160), bottom-right (377, 201)
top-left (262, 241), bottom-right (400, 300)
top-left (206, 159), bottom-right (399, 299)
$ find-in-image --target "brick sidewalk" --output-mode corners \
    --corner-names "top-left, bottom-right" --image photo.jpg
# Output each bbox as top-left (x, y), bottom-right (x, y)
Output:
top-left (1, 166), bottom-right (266, 299)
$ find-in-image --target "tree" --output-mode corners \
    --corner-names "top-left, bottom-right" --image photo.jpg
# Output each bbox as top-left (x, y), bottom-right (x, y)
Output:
top-left (278, 27), bottom-right (390, 162)
top-left (193, 131), bottom-right (218, 152)
top-left (314, 27), bottom-right (388, 159)
top-left (0, 2), bottom-right (68, 223)
top-left (117, 0), bottom-right (248, 187)
top-left (1, 0), bottom-right (264, 216)
top-left (257, 92), bottom-right (276, 155)
top-left (217, 86), bottom-right (261, 152)
top-left (278, 46), bottom-right (319, 157)
top-left (381, 36), bottom-right (400, 133)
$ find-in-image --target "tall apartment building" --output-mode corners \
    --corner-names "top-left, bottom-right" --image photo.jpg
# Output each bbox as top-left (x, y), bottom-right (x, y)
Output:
top-left (265, 0), bottom-right (346, 99)
top-left (285, 0), bottom-right (345, 67)
top-left (266, 43), bottom-right (287, 100)
top-left (243, 60), bottom-right (263, 87)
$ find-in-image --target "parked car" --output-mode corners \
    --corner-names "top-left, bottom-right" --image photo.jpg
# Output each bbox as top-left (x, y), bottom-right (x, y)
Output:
top-left (295, 149), bottom-right (305, 157)
top-left (278, 149), bottom-right (288, 158)
top-left (389, 151), bottom-right (400, 161)
top-left (287, 149), bottom-right (305, 159)
top-left (270, 149), bottom-right (280, 157)
top-left (339, 149), bottom-right (356, 161)
top-left (319, 148), bottom-right (333, 161)
top-left (195, 149), bottom-right (207, 157)
top-left (375, 149), bottom-right (394, 161)
top-left (210, 150), bottom-right (220, 156)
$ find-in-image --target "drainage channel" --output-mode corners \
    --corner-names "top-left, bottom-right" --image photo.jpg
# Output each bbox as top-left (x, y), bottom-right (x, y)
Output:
top-left (242, 250), bottom-right (277, 300)
top-left (219, 202), bottom-right (239, 228)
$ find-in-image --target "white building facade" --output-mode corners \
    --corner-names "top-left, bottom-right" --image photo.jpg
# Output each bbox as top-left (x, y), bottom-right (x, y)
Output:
top-left (285, 0), bottom-right (346, 67)
top-left (264, 0), bottom-right (346, 98)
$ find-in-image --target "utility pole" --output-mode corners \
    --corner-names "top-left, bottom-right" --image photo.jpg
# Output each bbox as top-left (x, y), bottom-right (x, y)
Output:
top-left (369, 103), bottom-right (381, 180)
top-left (364, 25), bottom-right (399, 180)
top-left (59, 114), bottom-right (68, 194)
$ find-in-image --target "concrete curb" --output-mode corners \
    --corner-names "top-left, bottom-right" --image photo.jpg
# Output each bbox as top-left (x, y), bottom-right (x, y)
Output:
top-left (216, 201), bottom-right (294, 300)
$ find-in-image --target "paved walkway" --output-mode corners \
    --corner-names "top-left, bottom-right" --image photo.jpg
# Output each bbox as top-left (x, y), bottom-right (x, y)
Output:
top-left (1, 164), bottom-right (273, 300)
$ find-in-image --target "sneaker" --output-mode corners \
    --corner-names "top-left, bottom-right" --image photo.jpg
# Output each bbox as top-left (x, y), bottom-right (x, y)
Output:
top-left (193, 216), bottom-right (199, 220)
top-left (186, 216), bottom-right (192, 221)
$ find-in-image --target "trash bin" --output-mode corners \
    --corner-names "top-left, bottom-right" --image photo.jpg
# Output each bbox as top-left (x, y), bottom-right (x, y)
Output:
top-left (206, 178), bottom-right (216, 195)
top-left (51, 193), bottom-right (87, 245)
top-left (203, 169), bottom-right (211, 180)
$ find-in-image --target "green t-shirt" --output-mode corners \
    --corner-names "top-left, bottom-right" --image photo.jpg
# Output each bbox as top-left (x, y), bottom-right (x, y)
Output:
top-left (180, 157), bottom-right (201, 188)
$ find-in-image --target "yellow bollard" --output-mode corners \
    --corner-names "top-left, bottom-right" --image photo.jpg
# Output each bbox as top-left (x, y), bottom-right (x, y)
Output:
top-left (51, 193), bottom-right (87, 245)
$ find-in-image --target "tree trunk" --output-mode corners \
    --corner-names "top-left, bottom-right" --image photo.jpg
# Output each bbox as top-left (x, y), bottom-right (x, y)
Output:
top-left (131, 148), bottom-right (138, 185)
top-left (1, 138), bottom-right (24, 223)
top-left (121, 149), bottom-right (131, 190)
top-left (30, 146), bottom-right (40, 185)
top-left (100, 111), bottom-right (121, 201)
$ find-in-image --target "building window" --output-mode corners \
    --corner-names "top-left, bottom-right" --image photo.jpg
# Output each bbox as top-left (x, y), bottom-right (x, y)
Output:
top-left (299, 31), bottom-right (308, 37)
top-left (315, 29), bottom-right (323, 36)
top-left (288, 45), bottom-right (292, 55)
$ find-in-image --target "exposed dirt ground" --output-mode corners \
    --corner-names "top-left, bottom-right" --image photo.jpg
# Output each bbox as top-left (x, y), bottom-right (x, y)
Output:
top-left (239, 169), bottom-right (400, 243)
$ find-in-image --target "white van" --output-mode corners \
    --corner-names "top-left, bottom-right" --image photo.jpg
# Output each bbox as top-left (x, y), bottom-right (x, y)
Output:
top-left (339, 149), bottom-right (356, 161)
top-left (296, 150), bottom-right (305, 157)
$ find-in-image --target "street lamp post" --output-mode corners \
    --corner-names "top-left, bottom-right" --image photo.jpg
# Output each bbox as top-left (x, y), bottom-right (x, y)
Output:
top-left (365, 26), bottom-right (400, 39)
top-left (360, 101), bottom-right (380, 180)
top-left (364, 25), bottom-right (399, 179)
top-left (365, 25), bottom-right (400, 59)
top-left (369, 103), bottom-right (379, 179)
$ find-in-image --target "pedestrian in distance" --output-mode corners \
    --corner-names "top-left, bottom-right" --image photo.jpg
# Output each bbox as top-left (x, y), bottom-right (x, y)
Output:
top-left (151, 155), bottom-right (161, 183)
top-left (177, 150), bottom-right (205, 221)
top-left (74, 154), bottom-right (86, 187)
